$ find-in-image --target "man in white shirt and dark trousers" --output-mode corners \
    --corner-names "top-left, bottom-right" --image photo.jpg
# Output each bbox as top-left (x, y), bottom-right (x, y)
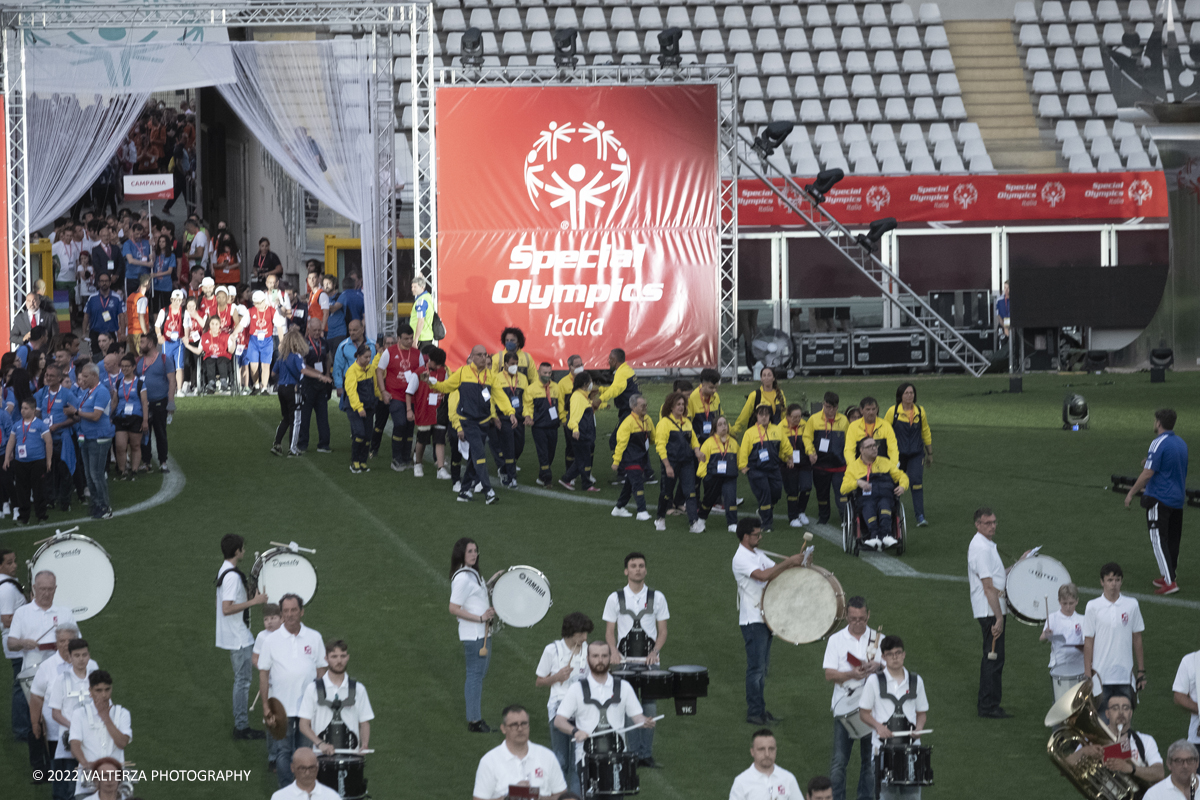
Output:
top-left (1143, 740), bottom-right (1200, 800)
top-left (731, 517), bottom-right (807, 724)
top-left (603, 552), bottom-right (670, 769)
top-left (823, 596), bottom-right (883, 800)
top-left (728, 727), bottom-right (804, 800)
top-left (68, 670), bottom-right (132, 797)
top-left (554, 641), bottom-right (656, 791)
top-left (474, 704), bottom-right (567, 800)
top-left (298, 639), bottom-right (373, 755)
top-left (967, 507), bottom-right (1011, 718)
top-left (215, 533), bottom-right (267, 740)
top-left (536, 612), bottom-right (593, 796)
top-left (1041, 582), bottom-right (1086, 700)
top-left (1084, 562), bottom-right (1146, 704)
top-left (259, 593), bottom-right (328, 788)
top-left (47, 637), bottom-right (98, 800)
top-left (0, 548), bottom-right (30, 743)
top-left (858, 636), bottom-right (929, 800)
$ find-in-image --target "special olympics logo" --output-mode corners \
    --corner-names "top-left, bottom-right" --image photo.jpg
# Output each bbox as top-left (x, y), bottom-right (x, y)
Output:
top-left (1041, 181), bottom-right (1067, 207)
top-left (1128, 179), bottom-right (1153, 205)
top-left (1177, 157), bottom-right (1200, 201)
top-left (866, 185), bottom-right (891, 211)
top-left (953, 183), bottom-right (978, 210)
top-left (523, 121), bottom-right (632, 230)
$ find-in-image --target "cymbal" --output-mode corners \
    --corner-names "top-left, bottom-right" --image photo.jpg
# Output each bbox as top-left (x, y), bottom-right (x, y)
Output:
top-left (266, 698), bottom-right (288, 740)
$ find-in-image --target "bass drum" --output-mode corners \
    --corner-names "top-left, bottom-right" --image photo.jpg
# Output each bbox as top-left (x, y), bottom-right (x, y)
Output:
top-left (1005, 554), bottom-right (1071, 626)
top-left (490, 566), bottom-right (552, 628)
top-left (250, 547), bottom-right (319, 606)
top-left (28, 534), bottom-right (114, 620)
top-left (760, 565), bottom-right (846, 645)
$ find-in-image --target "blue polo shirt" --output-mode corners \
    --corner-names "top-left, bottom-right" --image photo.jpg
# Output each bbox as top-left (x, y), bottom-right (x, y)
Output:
top-left (12, 417), bottom-right (49, 462)
top-left (121, 238), bottom-right (151, 282)
top-left (79, 385), bottom-right (115, 440)
top-left (0, 411), bottom-right (11, 449)
top-left (137, 352), bottom-right (172, 402)
top-left (85, 292), bottom-right (123, 334)
top-left (33, 385), bottom-right (78, 440)
top-left (1145, 430), bottom-right (1188, 509)
top-left (340, 288), bottom-right (365, 324)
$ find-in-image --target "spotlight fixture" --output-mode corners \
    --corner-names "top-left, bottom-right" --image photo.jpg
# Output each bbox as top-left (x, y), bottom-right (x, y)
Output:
top-left (1062, 393), bottom-right (1089, 430)
top-left (804, 168), bottom-right (844, 204)
top-left (553, 27), bottom-right (578, 68)
top-left (461, 27), bottom-right (484, 69)
top-left (657, 27), bottom-right (683, 68)
top-left (1084, 350), bottom-right (1110, 372)
top-left (855, 217), bottom-right (898, 252)
top-left (751, 122), bottom-right (793, 161)
top-left (1150, 346), bottom-right (1173, 383)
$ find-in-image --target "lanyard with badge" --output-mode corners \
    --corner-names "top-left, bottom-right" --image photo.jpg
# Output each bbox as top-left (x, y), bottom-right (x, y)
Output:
top-left (544, 383), bottom-right (557, 420)
top-left (17, 420), bottom-right (32, 459)
top-left (98, 293), bottom-right (113, 324)
top-left (715, 437), bottom-right (732, 475)
top-left (43, 390), bottom-right (58, 428)
top-left (120, 378), bottom-right (138, 417)
top-left (789, 425), bottom-right (803, 464)
top-left (818, 416), bottom-right (834, 453)
top-left (506, 374), bottom-right (521, 409)
top-left (862, 463), bottom-right (874, 496)
top-left (701, 394), bottom-right (714, 435)
top-left (757, 424), bottom-right (770, 464)
top-left (470, 364), bottom-right (490, 402)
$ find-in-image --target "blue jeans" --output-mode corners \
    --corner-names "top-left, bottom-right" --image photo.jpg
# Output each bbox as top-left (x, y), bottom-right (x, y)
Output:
top-left (81, 438), bottom-right (111, 516)
top-left (462, 638), bottom-right (491, 722)
top-left (741, 623), bottom-right (773, 718)
top-left (550, 719), bottom-right (581, 796)
top-left (273, 717), bottom-right (303, 788)
top-left (10, 657), bottom-right (31, 740)
top-left (229, 644), bottom-right (253, 730)
top-left (831, 719), bottom-right (875, 800)
top-left (626, 699), bottom-right (656, 760)
top-left (52, 757), bottom-right (77, 800)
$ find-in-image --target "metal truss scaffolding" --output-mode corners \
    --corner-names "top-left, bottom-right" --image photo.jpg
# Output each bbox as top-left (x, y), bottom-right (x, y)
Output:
top-left (0, 1), bottom-right (430, 336)
top-left (423, 63), bottom-right (739, 379)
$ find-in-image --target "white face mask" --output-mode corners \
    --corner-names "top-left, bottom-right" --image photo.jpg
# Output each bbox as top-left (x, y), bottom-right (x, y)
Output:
top-left (507, 365), bottom-right (518, 375)
top-left (573, 366), bottom-right (585, 375)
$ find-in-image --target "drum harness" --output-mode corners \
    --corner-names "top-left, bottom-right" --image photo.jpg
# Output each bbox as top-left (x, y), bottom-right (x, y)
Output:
top-left (876, 671), bottom-right (920, 747)
top-left (0, 575), bottom-right (24, 640)
top-left (615, 589), bottom-right (656, 659)
top-left (581, 677), bottom-right (626, 755)
top-left (214, 566), bottom-right (251, 627)
top-left (315, 678), bottom-right (360, 750)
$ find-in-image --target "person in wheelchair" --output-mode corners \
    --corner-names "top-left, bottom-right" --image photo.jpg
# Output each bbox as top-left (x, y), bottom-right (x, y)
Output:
top-left (840, 438), bottom-right (909, 551)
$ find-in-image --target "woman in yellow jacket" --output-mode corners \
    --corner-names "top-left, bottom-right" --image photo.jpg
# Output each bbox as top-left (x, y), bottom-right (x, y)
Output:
top-left (697, 415), bottom-right (741, 532)
top-left (731, 366), bottom-right (787, 436)
top-left (654, 391), bottom-right (704, 532)
top-left (885, 382), bottom-right (933, 527)
top-left (344, 343), bottom-right (383, 474)
top-left (738, 403), bottom-right (794, 531)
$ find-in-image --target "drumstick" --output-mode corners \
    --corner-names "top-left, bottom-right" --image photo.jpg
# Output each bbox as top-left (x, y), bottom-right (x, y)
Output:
top-left (249, 690), bottom-right (260, 711)
top-left (889, 729), bottom-right (932, 738)
top-left (270, 541), bottom-right (317, 554)
top-left (988, 636), bottom-right (998, 661)
top-left (333, 748), bottom-right (375, 755)
top-left (607, 714), bottom-right (666, 737)
top-left (34, 526), bottom-right (80, 546)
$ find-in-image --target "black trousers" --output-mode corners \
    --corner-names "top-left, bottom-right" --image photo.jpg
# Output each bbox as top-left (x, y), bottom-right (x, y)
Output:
top-left (1146, 499), bottom-right (1184, 583)
top-left (48, 440), bottom-right (72, 510)
top-left (532, 425), bottom-right (559, 483)
top-left (462, 419), bottom-right (494, 493)
top-left (274, 385), bottom-right (301, 449)
top-left (700, 474), bottom-right (739, 526)
top-left (782, 465), bottom-right (813, 521)
top-left (370, 404), bottom-right (389, 455)
top-left (71, 437), bottom-right (86, 501)
top-left (561, 435), bottom-right (594, 485)
top-left (657, 458), bottom-right (698, 522)
top-left (616, 463), bottom-right (648, 512)
top-left (489, 416), bottom-right (517, 483)
top-left (748, 466), bottom-right (783, 528)
top-left (12, 460), bottom-right (47, 522)
top-left (297, 379), bottom-right (330, 451)
top-left (139, 398), bottom-right (169, 466)
top-left (813, 468), bottom-right (847, 523)
top-left (388, 399), bottom-right (414, 464)
top-left (977, 615), bottom-right (1006, 714)
top-left (203, 357), bottom-right (232, 385)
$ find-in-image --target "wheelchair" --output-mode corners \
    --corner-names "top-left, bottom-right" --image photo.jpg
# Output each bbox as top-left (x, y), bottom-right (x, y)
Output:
top-left (841, 486), bottom-right (908, 557)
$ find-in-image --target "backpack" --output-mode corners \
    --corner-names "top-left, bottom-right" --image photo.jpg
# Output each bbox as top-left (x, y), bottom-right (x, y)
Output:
top-left (432, 311), bottom-right (446, 341)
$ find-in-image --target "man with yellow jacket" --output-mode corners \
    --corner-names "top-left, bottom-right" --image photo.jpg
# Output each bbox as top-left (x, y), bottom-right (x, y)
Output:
top-left (840, 437), bottom-right (909, 551)
top-left (655, 391), bottom-right (704, 533)
top-left (525, 362), bottom-right (567, 488)
top-left (738, 404), bottom-right (794, 532)
top-left (600, 349), bottom-right (651, 484)
top-left (843, 396), bottom-right (899, 465)
top-left (610, 394), bottom-right (655, 521)
top-left (344, 344), bottom-right (383, 474)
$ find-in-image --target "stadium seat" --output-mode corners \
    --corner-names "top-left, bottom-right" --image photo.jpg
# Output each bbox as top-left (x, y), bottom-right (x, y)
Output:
top-left (740, 77), bottom-right (764, 99)
top-left (863, 4), bottom-right (888, 26)
top-left (814, 126), bottom-right (841, 147)
top-left (765, 76), bottom-right (791, 99)
top-left (497, 8), bottom-right (522, 29)
top-left (872, 124), bottom-right (897, 144)
top-left (836, 4), bottom-right (861, 26)
top-left (930, 50), bottom-right (955, 71)
top-left (958, 122), bottom-right (982, 142)
top-left (818, 51), bottom-right (843, 73)
top-left (750, 6), bottom-right (775, 28)
top-left (445, 32), bottom-right (463, 55)
top-left (842, 27), bottom-right (867, 50)
top-left (469, 9), bottom-right (495, 30)
top-left (913, 97), bottom-right (939, 119)
top-left (879, 73), bottom-right (905, 96)
top-left (854, 156), bottom-right (881, 175)
top-left (580, 7), bottom-right (605, 29)
top-left (869, 27), bottom-right (895, 49)
top-left (940, 153), bottom-right (965, 172)
top-left (1126, 151), bottom-right (1152, 168)
top-left (1042, 1), bottom-right (1066, 22)
top-left (856, 98), bottom-right (883, 121)
top-left (970, 154), bottom-right (996, 171)
top-left (826, 153), bottom-right (852, 173)
top-left (819, 141), bottom-right (846, 166)
top-left (1026, 47), bottom-right (1052, 70)
top-left (962, 139), bottom-right (988, 159)
top-left (928, 123), bottom-right (953, 142)
top-left (936, 73), bottom-right (961, 95)
top-left (800, 99), bottom-right (826, 122)
top-left (502, 32), bottom-right (527, 54)
top-left (771, 100), bottom-right (798, 122)
top-left (896, 26), bottom-right (922, 49)
top-left (553, 8), bottom-right (578, 28)
top-left (1047, 24), bottom-right (1072, 46)
top-left (1135, 22), bottom-right (1154, 42)
top-left (911, 155), bottom-right (937, 173)
top-left (829, 99), bottom-right (854, 122)
top-left (723, 5), bottom-right (748, 27)
top-left (762, 52), bottom-right (787, 74)
top-left (849, 141), bottom-right (873, 163)
top-left (1069, 153), bottom-right (1097, 172)
top-left (1129, 0), bottom-right (1153, 21)
top-left (757, 29), bottom-right (782, 51)
top-left (791, 52), bottom-right (815, 74)
top-left (933, 138), bottom-right (958, 161)
top-left (882, 156), bottom-right (909, 174)
top-left (1101, 23), bottom-right (1124, 46)
top-left (795, 76), bottom-right (821, 98)
top-left (846, 51), bottom-right (872, 73)
top-left (586, 31), bottom-right (612, 54)
top-left (1069, 1), bottom-right (1095, 22)
top-left (699, 30), bottom-right (724, 52)
top-left (1082, 46), bottom-right (1104, 69)
top-left (1019, 25), bottom-right (1044, 47)
top-left (526, 8), bottom-right (550, 29)
top-left (906, 140), bottom-right (932, 162)
top-left (844, 124), bottom-right (868, 143)
top-left (901, 50), bottom-right (927, 72)
top-left (614, 31), bottom-right (639, 53)
top-left (507, 54), bottom-right (530, 66)
top-left (808, 6), bottom-right (832, 27)
top-left (441, 9), bottom-right (466, 30)
top-left (1060, 70), bottom-right (1086, 93)
top-left (813, 28), bottom-right (837, 50)
top-left (1088, 70), bottom-right (1111, 92)
top-left (743, 101), bottom-right (769, 123)
top-left (1054, 47), bottom-right (1080, 70)
top-left (852, 74), bottom-right (878, 97)
top-left (794, 155), bottom-right (822, 174)
top-left (1097, 152), bottom-right (1123, 170)
top-left (891, 4), bottom-right (915, 25)
top-left (919, 3), bottom-right (943, 24)
top-left (1090, 136), bottom-right (1115, 157)
top-left (1075, 24), bottom-right (1100, 46)
top-left (1112, 120), bottom-right (1137, 139)
top-left (908, 74), bottom-right (934, 95)
top-left (877, 140), bottom-right (902, 160)
top-left (666, 7), bottom-right (690, 28)
top-left (1095, 94), bottom-right (1119, 115)
top-left (768, 152), bottom-right (791, 175)
top-left (942, 97), bottom-right (967, 119)
top-left (694, 6), bottom-right (718, 27)
top-left (874, 51), bottom-right (901, 73)
top-left (1014, 1), bottom-right (1037, 23)
top-left (784, 28), bottom-right (810, 51)
top-left (646, 31), bottom-right (664, 53)
top-left (778, 5), bottom-right (804, 27)
top-left (885, 97), bottom-right (912, 120)
top-left (824, 75), bottom-right (849, 97)
top-left (638, 7), bottom-right (663, 28)
top-left (728, 29), bottom-right (753, 52)
top-left (926, 26), bottom-right (950, 48)
top-left (1065, 94), bottom-right (1092, 116)
top-left (735, 52), bottom-right (758, 75)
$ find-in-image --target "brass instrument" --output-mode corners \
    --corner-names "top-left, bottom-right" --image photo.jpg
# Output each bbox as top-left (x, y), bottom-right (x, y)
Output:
top-left (1045, 680), bottom-right (1140, 800)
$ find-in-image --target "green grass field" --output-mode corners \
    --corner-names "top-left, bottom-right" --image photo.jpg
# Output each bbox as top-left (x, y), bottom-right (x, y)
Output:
top-left (2, 370), bottom-right (1198, 799)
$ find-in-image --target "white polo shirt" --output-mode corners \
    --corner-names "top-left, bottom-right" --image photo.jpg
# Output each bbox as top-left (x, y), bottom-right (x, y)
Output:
top-left (602, 585), bottom-right (670, 644)
top-left (556, 672), bottom-right (643, 763)
top-left (1173, 650), bottom-right (1200, 743)
top-left (298, 674), bottom-right (375, 752)
top-left (822, 625), bottom-right (883, 711)
top-left (967, 532), bottom-right (1007, 618)
top-left (1144, 777), bottom-right (1193, 800)
top-left (8, 602), bottom-right (78, 670)
top-left (0, 575), bottom-right (26, 659)
top-left (732, 545), bottom-right (775, 626)
top-left (258, 623), bottom-right (328, 717)
top-left (534, 639), bottom-right (588, 720)
top-left (270, 780), bottom-right (341, 800)
top-left (1082, 593), bottom-right (1145, 685)
top-left (253, 628), bottom-right (275, 661)
top-left (69, 702), bottom-right (132, 793)
top-left (472, 740), bottom-right (567, 799)
top-left (728, 763), bottom-right (804, 800)
top-left (858, 668), bottom-right (929, 753)
top-left (215, 560), bottom-right (254, 651)
top-left (450, 568), bottom-right (488, 641)
top-left (35, 653), bottom-right (97, 744)
top-left (1046, 610), bottom-right (1085, 677)
top-left (48, 665), bottom-right (98, 758)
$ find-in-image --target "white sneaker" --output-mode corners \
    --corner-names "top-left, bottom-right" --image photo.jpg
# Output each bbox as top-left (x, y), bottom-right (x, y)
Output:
top-left (689, 520), bottom-right (706, 533)
top-left (863, 538), bottom-right (881, 549)
top-left (636, 511), bottom-right (652, 521)
top-left (735, 497), bottom-right (744, 507)
top-left (1, 502), bottom-right (9, 516)
top-left (437, 467), bottom-right (451, 480)
top-left (474, 482), bottom-right (484, 493)
top-left (728, 524), bottom-right (738, 533)
top-left (452, 481), bottom-right (462, 492)
top-left (882, 535), bottom-right (898, 548)
top-left (789, 518), bottom-right (804, 528)
top-left (612, 507), bottom-right (633, 518)
top-left (712, 504), bottom-right (724, 513)
top-left (799, 513), bottom-right (810, 525)
top-left (654, 519), bottom-right (667, 531)
top-left (413, 463), bottom-right (425, 477)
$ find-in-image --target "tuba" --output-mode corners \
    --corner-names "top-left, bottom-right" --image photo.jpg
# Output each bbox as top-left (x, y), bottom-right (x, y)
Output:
top-left (1045, 680), bottom-right (1140, 800)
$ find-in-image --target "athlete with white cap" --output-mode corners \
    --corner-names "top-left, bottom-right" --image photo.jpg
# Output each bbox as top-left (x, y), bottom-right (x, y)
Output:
top-left (155, 289), bottom-right (188, 392)
top-left (245, 290), bottom-right (284, 394)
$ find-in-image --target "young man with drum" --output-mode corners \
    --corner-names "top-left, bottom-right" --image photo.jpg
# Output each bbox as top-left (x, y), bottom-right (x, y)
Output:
top-left (473, 704), bottom-right (567, 800)
top-left (216, 533), bottom-right (268, 740)
top-left (449, 538), bottom-right (498, 733)
top-left (603, 553), bottom-right (670, 769)
top-left (823, 597), bottom-right (883, 800)
top-left (732, 518), bottom-right (807, 725)
top-left (728, 728), bottom-right (803, 800)
top-left (858, 636), bottom-right (929, 800)
top-left (536, 613), bottom-right (594, 795)
top-left (298, 639), bottom-right (373, 755)
top-left (1040, 582), bottom-right (1086, 701)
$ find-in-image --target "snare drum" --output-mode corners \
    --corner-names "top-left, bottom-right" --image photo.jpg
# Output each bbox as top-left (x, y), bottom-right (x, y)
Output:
top-left (669, 665), bottom-right (709, 715)
top-left (832, 688), bottom-right (874, 739)
top-left (250, 547), bottom-right (319, 606)
top-left (28, 534), bottom-right (114, 620)
top-left (490, 566), bottom-right (552, 628)
top-left (1005, 555), bottom-right (1071, 626)
top-left (17, 664), bottom-right (37, 704)
top-left (317, 754), bottom-right (368, 799)
top-left (581, 751), bottom-right (639, 797)
top-left (761, 565), bottom-right (846, 645)
top-left (637, 669), bottom-right (675, 702)
top-left (610, 666), bottom-right (646, 692)
top-left (879, 743), bottom-right (933, 787)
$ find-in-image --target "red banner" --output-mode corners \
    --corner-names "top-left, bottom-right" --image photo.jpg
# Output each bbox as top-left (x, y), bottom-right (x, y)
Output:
top-left (735, 171), bottom-right (1168, 226)
top-left (436, 85), bottom-right (720, 368)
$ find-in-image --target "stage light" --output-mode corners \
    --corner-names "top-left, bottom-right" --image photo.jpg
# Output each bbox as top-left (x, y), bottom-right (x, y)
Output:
top-left (1084, 350), bottom-right (1109, 372)
top-left (553, 28), bottom-right (578, 68)
top-left (1150, 346), bottom-right (1173, 383)
top-left (658, 27), bottom-right (683, 68)
top-left (461, 27), bottom-right (484, 69)
top-left (751, 122), bottom-right (793, 160)
top-left (804, 168), bottom-right (844, 204)
top-left (1063, 393), bottom-right (1089, 430)
top-left (855, 217), bottom-right (898, 252)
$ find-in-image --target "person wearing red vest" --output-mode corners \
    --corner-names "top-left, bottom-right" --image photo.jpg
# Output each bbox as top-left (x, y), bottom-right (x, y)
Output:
top-left (244, 291), bottom-right (283, 395)
top-left (186, 316), bottom-right (233, 394)
top-left (125, 274), bottom-right (151, 354)
top-left (156, 289), bottom-right (188, 392)
top-left (407, 346), bottom-right (449, 479)
top-left (375, 323), bottom-right (424, 472)
top-left (198, 276), bottom-right (218, 317)
top-left (305, 271), bottom-right (329, 333)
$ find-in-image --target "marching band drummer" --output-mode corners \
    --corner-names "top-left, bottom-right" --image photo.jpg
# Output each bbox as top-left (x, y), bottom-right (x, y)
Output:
top-left (47, 637), bottom-right (99, 800)
top-left (536, 613), bottom-right (593, 796)
top-left (823, 597), bottom-right (883, 800)
top-left (1040, 582), bottom-right (1086, 701)
top-left (603, 553), bottom-right (670, 770)
top-left (449, 537), bottom-right (498, 734)
top-left (473, 704), bottom-right (567, 800)
top-left (553, 641), bottom-right (656, 781)
top-left (215, 533), bottom-right (267, 741)
top-left (857, 636), bottom-right (929, 800)
top-left (298, 639), bottom-right (373, 754)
